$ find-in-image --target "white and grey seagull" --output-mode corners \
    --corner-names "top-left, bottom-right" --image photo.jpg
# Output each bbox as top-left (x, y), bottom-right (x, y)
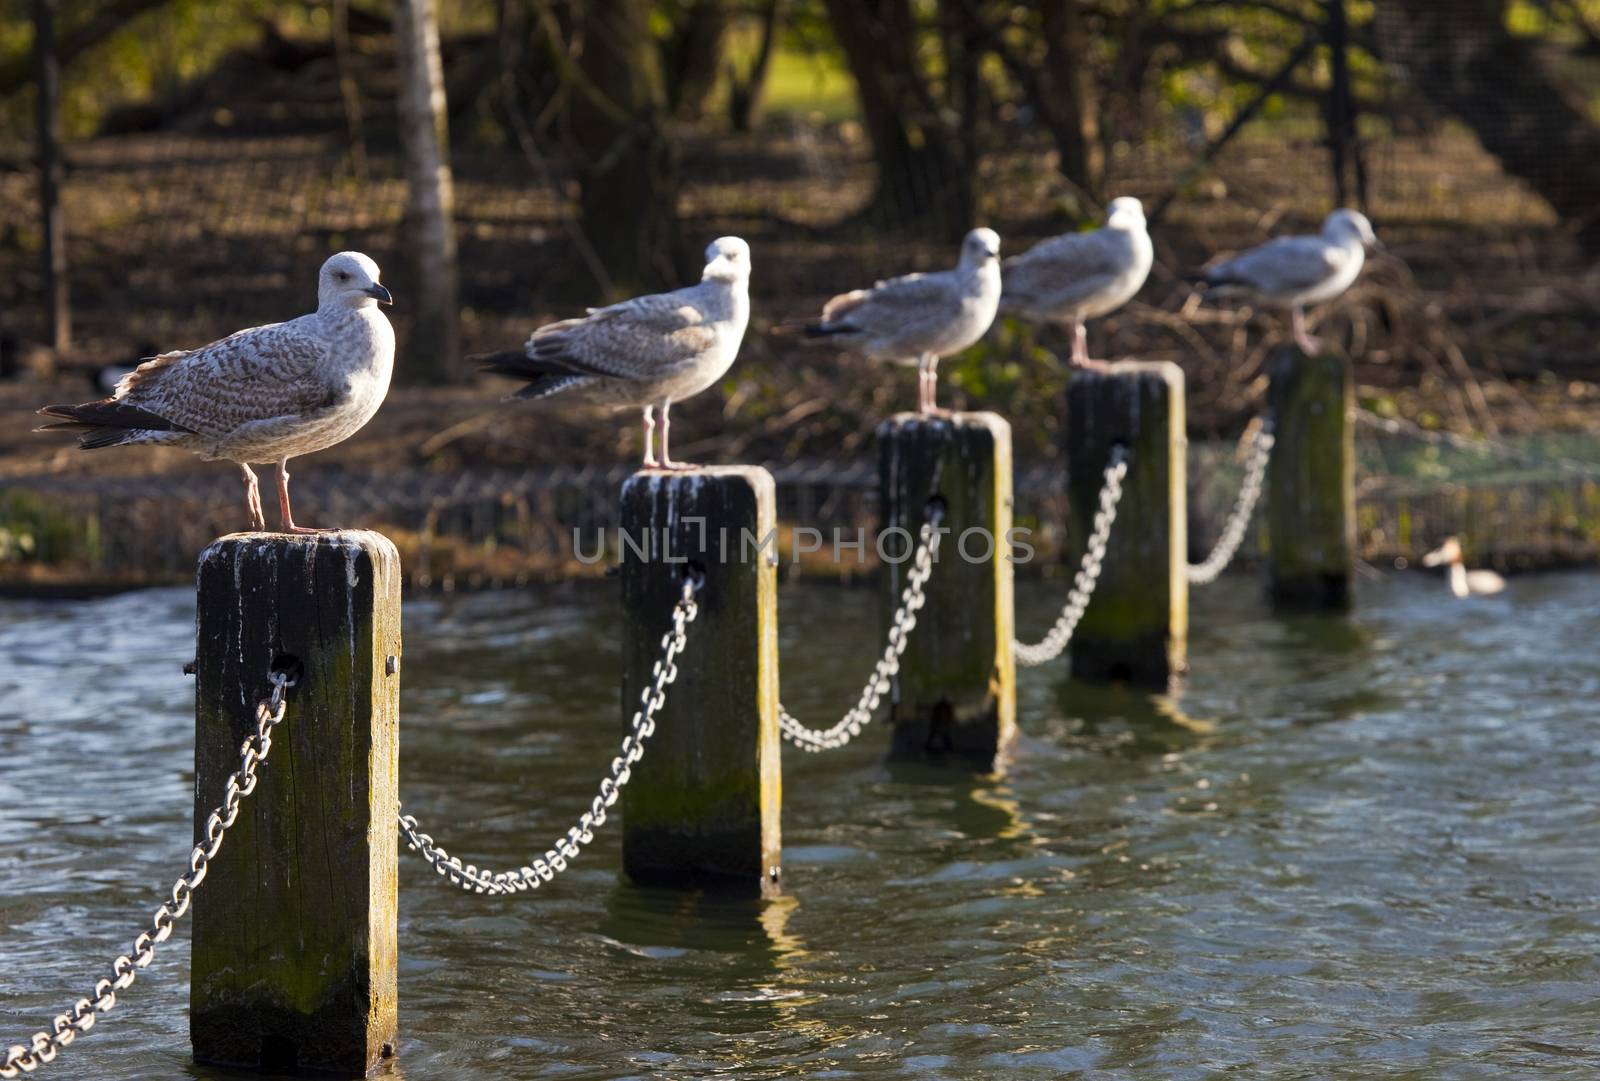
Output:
top-left (801, 228), bottom-right (1001, 414)
top-left (473, 236), bottom-right (751, 470)
top-left (1000, 196), bottom-right (1153, 368)
top-left (1200, 208), bottom-right (1379, 355)
top-left (38, 251), bottom-right (395, 533)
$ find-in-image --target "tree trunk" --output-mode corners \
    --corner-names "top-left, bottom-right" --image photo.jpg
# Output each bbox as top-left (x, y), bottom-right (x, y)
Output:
top-left (663, 0), bottom-right (727, 122)
top-left (1374, 0), bottom-right (1600, 251)
top-left (822, 0), bottom-right (974, 238)
top-left (1038, 0), bottom-right (1101, 197)
top-left (571, 0), bottom-right (683, 294)
top-left (393, 0), bottom-right (462, 382)
top-left (32, 0), bottom-right (69, 351)
top-left (729, 0), bottom-right (783, 132)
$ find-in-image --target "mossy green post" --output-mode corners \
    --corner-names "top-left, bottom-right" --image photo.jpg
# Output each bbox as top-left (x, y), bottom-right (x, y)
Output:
top-left (192, 531), bottom-right (401, 1076)
top-left (1267, 347), bottom-right (1355, 610)
top-left (620, 467), bottom-right (781, 897)
top-left (877, 412), bottom-right (1016, 768)
top-left (1066, 362), bottom-right (1187, 688)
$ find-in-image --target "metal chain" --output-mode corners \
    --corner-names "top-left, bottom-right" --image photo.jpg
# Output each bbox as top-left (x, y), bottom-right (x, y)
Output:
top-left (400, 572), bottom-right (702, 894)
top-left (2, 671), bottom-right (294, 1080)
top-left (1014, 448), bottom-right (1128, 668)
top-left (1188, 415), bottom-right (1276, 586)
top-left (778, 504), bottom-right (945, 753)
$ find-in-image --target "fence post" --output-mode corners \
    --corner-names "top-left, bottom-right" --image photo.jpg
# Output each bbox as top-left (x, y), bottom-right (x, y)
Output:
top-left (877, 412), bottom-right (1016, 767)
top-left (620, 467), bottom-right (781, 897)
top-left (191, 531), bottom-right (401, 1074)
top-left (1267, 346), bottom-right (1355, 609)
top-left (1066, 362), bottom-right (1187, 687)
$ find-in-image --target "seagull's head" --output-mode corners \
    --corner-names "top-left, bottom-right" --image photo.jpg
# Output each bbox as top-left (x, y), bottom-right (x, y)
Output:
top-left (1105, 196), bottom-right (1147, 232)
top-left (1421, 536), bottom-right (1462, 568)
top-left (1324, 209), bottom-right (1379, 250)
top-left (319, 251), bottom-right (393, 311)
top-left (960, 227), bottom-right (1002, 269)
top-left (703, 236), bottom-right (751, 285)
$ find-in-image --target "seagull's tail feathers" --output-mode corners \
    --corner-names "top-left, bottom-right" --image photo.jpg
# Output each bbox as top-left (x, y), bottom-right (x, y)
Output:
top-left (35, 400), bottom-right (192, 450)
top-left (797, 321), bottom-right (858, 343)
top-left (470, 349), bottom-right (539, 379)
top-left (510, 374), bottom-right (591, 401)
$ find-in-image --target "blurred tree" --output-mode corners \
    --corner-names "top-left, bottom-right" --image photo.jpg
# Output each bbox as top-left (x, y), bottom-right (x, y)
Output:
top-left (394, 0), bottom-right (463, 382)
top-left (821, 0), bottom-right (975, 237)
top-left (1375, 0), bottom-right (1600, 252)
top-left (660, 0), bottom-right (727, 121)
top-left (1038, 0), bottom-right (1101, 197)
top-left (568, 0), bottom-right (683, 293)
top-left (727, 0), bottom-right (782, 131)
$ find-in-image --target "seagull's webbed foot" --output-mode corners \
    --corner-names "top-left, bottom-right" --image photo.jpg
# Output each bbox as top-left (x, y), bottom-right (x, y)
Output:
top-left (659, 458), bottom-right (698, 471)
top-left (641, 456), bottom-right (662, 469)
top-left (1068, 356), bottom-right (1116, 372)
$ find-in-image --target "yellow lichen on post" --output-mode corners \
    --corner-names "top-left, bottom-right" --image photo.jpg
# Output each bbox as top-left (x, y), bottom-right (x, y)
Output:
top-left (619, 467), bottom-right (781, 897)
top-left (1267, 347), bottom-right (1355, 610)
top-left (191, 531), bottom-right (401, 1075)
top-left (877, 412), bottom-right (1016, 769)
top-left (1065, 362), bottom-right (1187, 688)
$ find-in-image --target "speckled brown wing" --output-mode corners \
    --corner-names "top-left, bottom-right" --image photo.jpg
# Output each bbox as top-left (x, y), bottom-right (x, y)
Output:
top-left (1002, 230), bottom-right (1126, 312)
top-left (120, 322), bottom-right (337, 438)
top-left (530, 293), bottom-right (718, 380)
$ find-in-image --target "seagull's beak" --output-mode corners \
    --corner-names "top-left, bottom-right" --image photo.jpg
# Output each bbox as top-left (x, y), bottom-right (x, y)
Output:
top-left (365, 283), bottom-right (394, 305)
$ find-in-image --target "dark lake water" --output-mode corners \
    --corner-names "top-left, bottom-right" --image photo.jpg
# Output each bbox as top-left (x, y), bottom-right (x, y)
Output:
top-left (2, 569), bottom-right (1598, 1079)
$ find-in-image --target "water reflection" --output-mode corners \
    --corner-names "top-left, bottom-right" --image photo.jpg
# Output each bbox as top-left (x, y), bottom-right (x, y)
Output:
top-left (4, 572), bottom-right (1600, 1078)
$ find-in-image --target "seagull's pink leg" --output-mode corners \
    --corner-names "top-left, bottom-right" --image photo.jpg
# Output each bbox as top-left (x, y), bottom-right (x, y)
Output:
top-left (919, 353), bottom-right (951, 416)
top-left (641, 406), bottom-right (659, 469)
top-left (660, 400), bottom-right (695, 470)
top-left (1292, 306), bottom-right (1321, 356)
top-left (239, 463), bottom-right (266, 531)
top-left (277, 458), bottom-right (335, 534)
top-left (1069, 319), bottom-right (1113, 372)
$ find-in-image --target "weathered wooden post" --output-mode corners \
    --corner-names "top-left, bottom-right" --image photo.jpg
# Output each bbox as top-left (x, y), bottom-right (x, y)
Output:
top-left (1066, 362), bottom-right (1187, 687)
top-left (192, 531), bottom-right (401, 1075)
top-left (620, 467), bottom-right (781, 897)
top-left (877, 412), bottom-right (1016, 767)
top-left (1266, 347), bottom-right (1355, 609)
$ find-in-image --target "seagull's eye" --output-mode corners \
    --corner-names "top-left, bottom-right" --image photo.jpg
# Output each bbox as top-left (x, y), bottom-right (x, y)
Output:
top-left (336, 271), bottom-right (349, 281)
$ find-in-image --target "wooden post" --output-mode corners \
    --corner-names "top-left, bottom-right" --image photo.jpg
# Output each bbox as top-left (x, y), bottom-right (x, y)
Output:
top-left (1267, 347), bottom-right (1355, 609)
top-left (31, 0), bottom-right (69, 350)
top-left (620, 467), bottom-right (780, 897)
top-left (192, 532), bottom-right (401, 1075)
top-left (877, 412), bottom-right (1016, 767)
top-left (1066, 361), bottom-right (1187, 687)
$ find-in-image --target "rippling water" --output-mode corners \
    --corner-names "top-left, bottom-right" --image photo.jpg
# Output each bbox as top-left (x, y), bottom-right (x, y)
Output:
top-left (2, 570), bottom-right (1598, 1079)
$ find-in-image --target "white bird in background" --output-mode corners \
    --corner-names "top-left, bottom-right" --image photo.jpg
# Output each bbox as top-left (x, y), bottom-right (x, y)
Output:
top-left (38, 252), bottom-right (395, 533)
top-left (1422, 536), bottom-right (1506, 598)
top-left (801, 227), bottom-right (1002, 414)
top-left (1000, 196), bottom-right (1153, 369)
top-left (1201, 208), bottom-right (1379, 355)
top-left (473, 236), bottom-right (751, 470)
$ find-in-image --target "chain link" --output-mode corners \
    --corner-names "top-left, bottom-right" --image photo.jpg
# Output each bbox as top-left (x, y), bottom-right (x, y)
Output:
top-left (400, 572), bottom-right (702, 894)
top-left (1014, 448), bottom-right (1128, 667)
top-left (1187, 415), bottom-right (1276, 586)
top-left (1, 671), bottom-right (294, 1080)
top-left (778, 503), bottom-right (944, 752)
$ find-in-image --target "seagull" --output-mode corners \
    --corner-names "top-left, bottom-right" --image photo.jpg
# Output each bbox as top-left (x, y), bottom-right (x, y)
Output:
top-left (473, 236), bottom-right (750, 470)
top-left (1421, 536), bottom-right (1506, 598)
top-left (1000, 197), bottom-right (1153, 369)
top-left (1200, 209), bottom-right (1378, 355)
top-left (38, 252), bottom-right (395, 533)
top-left (801, 228), bottom-right (1001, 414)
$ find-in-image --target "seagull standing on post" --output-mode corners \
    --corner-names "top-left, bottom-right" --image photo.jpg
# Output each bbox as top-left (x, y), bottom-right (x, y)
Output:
top-left (472, 237), bottom-right (751, 470)
top-left (801, 228), bottom-right (1002, 414)
top-left (37, 252), bottom-right (395, 533)
top-left (1000, 197), bottom-right (1153, 369)
top-left (1200, 209), bottom-right (1379, 355)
